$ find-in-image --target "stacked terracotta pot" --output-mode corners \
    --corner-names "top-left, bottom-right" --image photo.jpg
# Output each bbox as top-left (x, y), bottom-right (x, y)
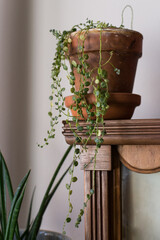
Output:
top-left (65, 28), bottom-right (143, 120)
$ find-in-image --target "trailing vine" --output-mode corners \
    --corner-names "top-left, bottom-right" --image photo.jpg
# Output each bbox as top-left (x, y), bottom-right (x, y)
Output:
top-left (39, 19), bottom-right (124, 232)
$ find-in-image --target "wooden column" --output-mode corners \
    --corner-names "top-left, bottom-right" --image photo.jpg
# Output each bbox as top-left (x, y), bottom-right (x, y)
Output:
top-left (78, 145), bottom-right (121, 240)
top-left (80, 145), bottom-right (117, 240)
top-left (62, 119), bottom-right (160, 240)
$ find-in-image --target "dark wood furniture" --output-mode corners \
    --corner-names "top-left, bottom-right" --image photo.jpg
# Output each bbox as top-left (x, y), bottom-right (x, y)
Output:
top-left (63, 119), bottom-right (160, 240)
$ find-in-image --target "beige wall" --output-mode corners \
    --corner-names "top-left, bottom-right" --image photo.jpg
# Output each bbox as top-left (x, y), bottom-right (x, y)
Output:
top-left (122, 166), bottom-right (160, 240)
top-left (0, 0), bottom-right (160, 239)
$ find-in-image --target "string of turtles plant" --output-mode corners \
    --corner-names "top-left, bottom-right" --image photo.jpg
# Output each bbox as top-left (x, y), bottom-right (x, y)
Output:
top-left (41, 19), bottom-right (122, 232)
top-left (39, 19), bottom-right (122, 147)
top-left (39, 5), bottom-right (133, 232)
top-left (38, 19), bottom-right (122, 231)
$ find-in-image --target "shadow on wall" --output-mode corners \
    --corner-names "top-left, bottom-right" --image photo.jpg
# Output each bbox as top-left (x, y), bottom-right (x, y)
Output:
top-left (0, 0), bottom-right (32, 226)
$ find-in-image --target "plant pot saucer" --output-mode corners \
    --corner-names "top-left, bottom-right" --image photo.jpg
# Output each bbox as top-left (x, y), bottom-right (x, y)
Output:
top-left (65, 93), bottom-right (141, 120)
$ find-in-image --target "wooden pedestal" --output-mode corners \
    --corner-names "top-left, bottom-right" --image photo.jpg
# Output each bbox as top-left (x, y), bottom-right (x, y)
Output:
top-left (63, 119), bottom-right (160, 240)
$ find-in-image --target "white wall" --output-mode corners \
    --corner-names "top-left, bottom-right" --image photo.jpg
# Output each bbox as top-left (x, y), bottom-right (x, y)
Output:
top-left (0, 0), bottom-right (160, 239)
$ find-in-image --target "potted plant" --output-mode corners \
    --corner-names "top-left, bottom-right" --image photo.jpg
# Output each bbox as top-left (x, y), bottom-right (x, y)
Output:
top-left (0, 148), bottom-right (72, 240)
top-left (40, 7), bottom-right (143, 231)
top-left (65, 24), bottom-right (142, 120)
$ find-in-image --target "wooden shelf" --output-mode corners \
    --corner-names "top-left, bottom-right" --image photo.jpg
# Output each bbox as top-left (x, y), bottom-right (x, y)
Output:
top-left (63, 119), bottom-right (160, 145)
top-left (62, 119), bottom-right (160, 240)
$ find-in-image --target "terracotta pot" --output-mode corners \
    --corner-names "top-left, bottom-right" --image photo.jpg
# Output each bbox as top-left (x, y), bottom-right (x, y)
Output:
top-left (65, 93), bottom-right (141, 120)
top-left (69, 28), bottom-right (143, 93)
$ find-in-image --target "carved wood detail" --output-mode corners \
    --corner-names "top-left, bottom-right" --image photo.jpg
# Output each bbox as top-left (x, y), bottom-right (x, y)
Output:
top-left (63, 119), bottom-right (160, 145)
top-left (84, 170), bottom-right (111, 240)
top-left (82, 145), bottom-right (121, 240)
top-left (80, 145), bottom-right (111, 171)
top-left (117, 145), bottom-right (160, 173)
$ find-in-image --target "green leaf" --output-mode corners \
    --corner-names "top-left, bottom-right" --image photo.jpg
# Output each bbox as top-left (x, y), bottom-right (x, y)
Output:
top-left (87, 194), bottom-right (90, 200)
top-left (63, 47), bottom-right (68, 52)
top-left (95, 90), bottom-right (100, 96)
top-left (96, 102), bottom-right (100, 108)
top-left (66, 217), bottom-right (71, 223)
top-left (85, 81), bottom-right (90, 86)
top-left (90, 112), bottom-right (95, 117)
top-left (71, 60), bottom-right (77, 68)
top-left (88, 104), bottom-right (93, 110)
top-left (96, 111), bottom-right (101, 117)
top-left (70, 80), bottom-right (75, 85)
top-left (84, 54), bottom-right (89, 60)
top-left (69, 190), bottom-right (72, 195)
top-left (97, 130), bottom-right (101, 137)
top-left (83, 202), bottom-right (87, 208)
top-left (94, 137), bottom-right (100, 144)
top-left (7, 188), bottom-right (26, 240)
top-left (70, 87), bottom-right (75, 93)
top-left (80, 209), bottom-right (84, 215)
top-left (83, 88), bottom-right (89, 94)
top-left (0, 152), bottom-right (20, 240)
top-left (72, 96), bottom-right (76, 101)
top-left (72, 27), bottom-right (77, 32)
top-left (66, 184), bottom-right (70, 190)
top-left (90, 189), bottom-right (94, 195)
top-left (48, 112), bottom-right (52, 117)
top-left (62, 64), bottom-right (68, 71)
top-left (80, 34), bottom-right (85, 41)
top-left (21, 188), bottom-right (36, 240)
top-left (85, 72), bottom-right (90, 78)
top-left (102, 69), bottom-right (107, 78)
top-left (73, 161), bottom-right (78, 167)
top-left (5, 170), bottom-right (30, 240)
top-left (77, 126), bottom-right (83, 131)
top-left (114, 68), bottom-right (120, 75)
top-left (49, 96), bottom-right (53, 101)
top-left (98, 67), bottom-right (102, 75)
top-left (72, 117), bottom-right (77, 122)
top-left (72, 177), bottom-right (77, 183)
top-left (75, 148), bottom-right (80, 154)
top-left (70, 75), bottom-right (75, 81)
top-left (78, 46), bottom-right (83, 51)
top-left (95, 79), bottom-right (99, 84)
top-left (100, 81), bottom-right (106, 88)
top-left (0, 152), bottom-right (7, 237)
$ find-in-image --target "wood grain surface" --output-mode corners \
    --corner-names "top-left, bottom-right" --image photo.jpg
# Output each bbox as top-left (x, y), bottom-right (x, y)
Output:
top-left (63, 119), bottom-right (160, 145)
top-left (118, 145), bottom-right (160, 173)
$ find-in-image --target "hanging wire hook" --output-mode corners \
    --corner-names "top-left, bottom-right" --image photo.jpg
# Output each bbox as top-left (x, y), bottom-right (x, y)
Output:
top-left (121, 5), bottom-right (134, 30)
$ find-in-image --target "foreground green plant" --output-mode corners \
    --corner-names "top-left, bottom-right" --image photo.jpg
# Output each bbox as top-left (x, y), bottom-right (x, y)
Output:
top-left (0, 146), bottom-right (72, 240)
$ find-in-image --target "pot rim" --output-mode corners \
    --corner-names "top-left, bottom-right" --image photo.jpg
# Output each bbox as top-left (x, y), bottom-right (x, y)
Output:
top-left (65, 93), bottom-right (141, 108)
top-left (70, 28), bottom-right (143, 39)
top-left (69, 27), bottom-right (143, 56)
